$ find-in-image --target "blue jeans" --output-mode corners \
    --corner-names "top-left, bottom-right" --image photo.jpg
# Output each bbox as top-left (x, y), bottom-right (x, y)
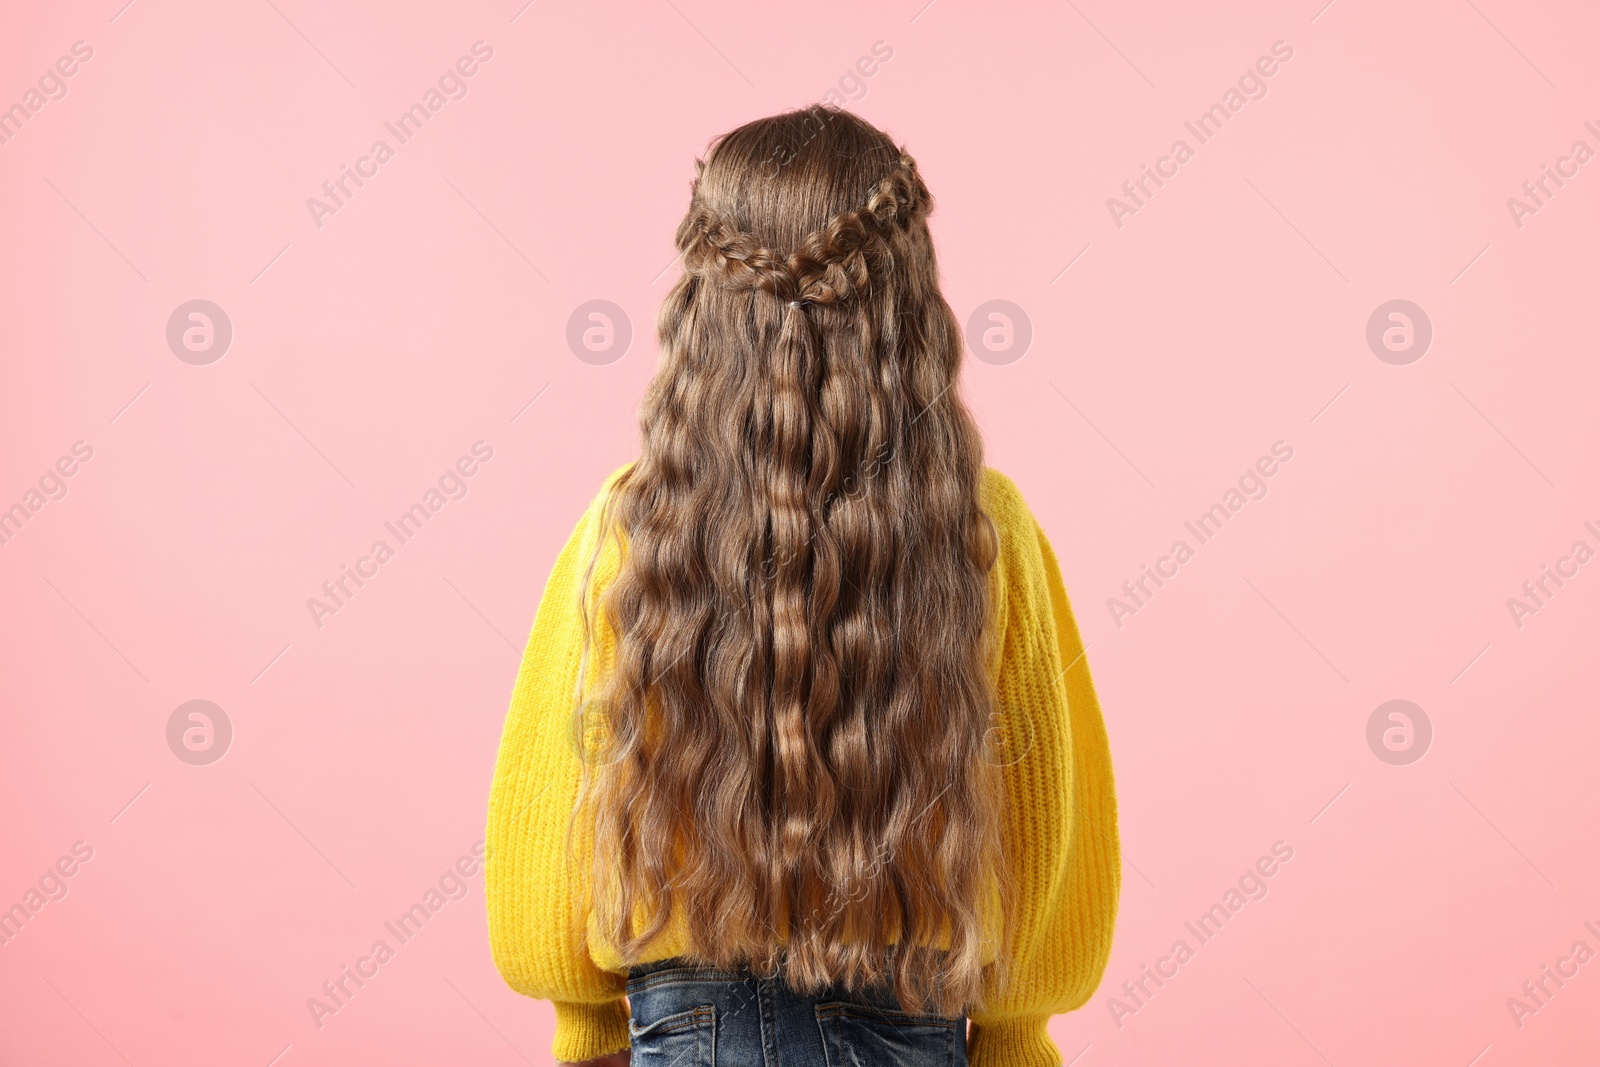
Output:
top-left (625, 957), bottom-right (969, 1067)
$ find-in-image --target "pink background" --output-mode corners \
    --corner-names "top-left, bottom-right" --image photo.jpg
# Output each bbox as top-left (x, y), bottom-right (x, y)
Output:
top-left (3, 0), bottom-right (1598, 1064)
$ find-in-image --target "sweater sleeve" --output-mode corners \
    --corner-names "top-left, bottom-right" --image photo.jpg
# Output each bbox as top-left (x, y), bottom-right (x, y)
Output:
top-left (485, 469), bottom-right (632, 1064)
top-left (968, 475), bottom-right (1122, 1067)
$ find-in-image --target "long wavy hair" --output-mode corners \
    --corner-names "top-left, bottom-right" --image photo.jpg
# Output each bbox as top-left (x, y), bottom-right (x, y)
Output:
top-left (568, 105), bottom-right (1014, 1017)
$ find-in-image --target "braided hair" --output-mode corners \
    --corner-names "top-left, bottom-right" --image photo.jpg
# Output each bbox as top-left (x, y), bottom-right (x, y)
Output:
top-left (572, 105), bottom-right (1013, 1020)
top-left (678, 153), bottom-right (931, 307)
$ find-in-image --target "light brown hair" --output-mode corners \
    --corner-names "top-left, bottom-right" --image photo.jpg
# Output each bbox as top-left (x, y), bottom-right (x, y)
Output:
top-left (570, 105), bottom-right (1013, 1016)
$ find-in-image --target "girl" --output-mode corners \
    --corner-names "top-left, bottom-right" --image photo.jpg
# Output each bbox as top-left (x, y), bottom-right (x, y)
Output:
top-left (485, 105), bottom-right (1119, 1067)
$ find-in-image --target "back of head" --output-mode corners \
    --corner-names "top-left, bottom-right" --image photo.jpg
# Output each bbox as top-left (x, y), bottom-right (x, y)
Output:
top-left (575, 105), bottom-right (1013, 1016)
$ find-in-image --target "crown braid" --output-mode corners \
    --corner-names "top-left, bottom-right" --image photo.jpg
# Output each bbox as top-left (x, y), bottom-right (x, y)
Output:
top-left (679, 154), bottom-right (931, 307)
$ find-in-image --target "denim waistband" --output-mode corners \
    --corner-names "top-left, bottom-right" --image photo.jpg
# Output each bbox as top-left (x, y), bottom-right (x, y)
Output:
top-left (625, 955), bottom-right (771, 987)
top-left (622, 953), bottom-right (954, 1012)
top-left (622, 953), bottom-right (969, 1066)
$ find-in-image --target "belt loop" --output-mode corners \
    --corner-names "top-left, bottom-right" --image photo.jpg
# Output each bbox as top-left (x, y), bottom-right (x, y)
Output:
top-left (756, 970), bottom-right (781, 1067)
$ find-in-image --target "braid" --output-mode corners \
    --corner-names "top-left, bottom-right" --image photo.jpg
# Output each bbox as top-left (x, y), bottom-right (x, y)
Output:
top-left (680, 154), bottom-right (931, 307)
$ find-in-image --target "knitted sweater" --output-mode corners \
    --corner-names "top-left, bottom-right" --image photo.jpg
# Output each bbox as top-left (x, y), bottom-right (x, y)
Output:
top-left (485, 463), bottom-right (1120, 1067)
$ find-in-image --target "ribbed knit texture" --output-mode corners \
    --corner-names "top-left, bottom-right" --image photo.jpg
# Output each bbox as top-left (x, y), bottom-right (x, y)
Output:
top-left (485, 464), bottom-right (1120, 1067)
top-left (550, 999), bottom-right (631, 1063)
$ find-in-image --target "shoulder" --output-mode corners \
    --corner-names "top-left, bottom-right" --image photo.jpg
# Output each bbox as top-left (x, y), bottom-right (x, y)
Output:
top-left (979, 466), bottom-right (1057, 619)
top-left (569, 462), bottom-right (638, 587)
top-left (979, 466), bottom-right (1041, 551)
top-left (576, 461), bottom-right (637, 531)
top-left (597, 460), bottom-right (636, 504)
top-left (980, 466), bottom-right (1026, 523)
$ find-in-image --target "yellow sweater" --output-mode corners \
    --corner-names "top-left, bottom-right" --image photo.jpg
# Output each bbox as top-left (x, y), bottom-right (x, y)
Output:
top-left (485, 464), bottom-right (1120, 1067)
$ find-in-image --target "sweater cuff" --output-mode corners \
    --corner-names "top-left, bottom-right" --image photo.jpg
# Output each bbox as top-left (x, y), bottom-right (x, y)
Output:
top-left (551, 998), bottom-right (630, 1063)
top-left (967, 1015), bottom-right (1059, 1067)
